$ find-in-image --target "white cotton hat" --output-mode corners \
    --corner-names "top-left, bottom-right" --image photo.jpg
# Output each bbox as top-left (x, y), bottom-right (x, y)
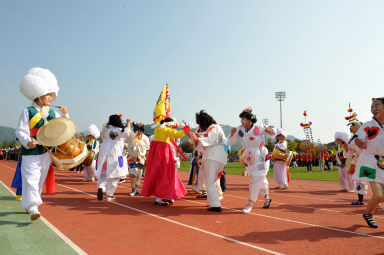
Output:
top-left (276, 128), bottom-right (287, 139)
top-left (334, 131), bottom-right (350, 144)
top-left (19, 67), bottom-right (59, 101)
top-left (84, 124), bottom-right (100, 139)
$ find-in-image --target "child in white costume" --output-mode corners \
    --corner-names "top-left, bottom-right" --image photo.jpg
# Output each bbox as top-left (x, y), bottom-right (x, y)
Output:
top-left (16, 67), bottom-right (69, 220)
top-left (190, 111), bottom-right (227, 212)
top-left (355, 97), bottom-right (384, 228)
top-left (83, 124), bottom-right (100, 182)
top-left (334, 131), bottom-right (355, 192)
top-left (273, 128), bottom-right (290, 189)
top-left (127, 123), bottom-right (150, 196)
top-left (228, 107), bottom-right (276, 214)
top-left (97, 115), bottom-right (132, 201)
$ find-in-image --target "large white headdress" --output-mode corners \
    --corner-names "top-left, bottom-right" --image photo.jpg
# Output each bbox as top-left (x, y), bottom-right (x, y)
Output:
top-left (19, 67), bottom-right (59, 102)
top-left (84, 124), bottom-right (100, 139)
top-left (334, 131), bottom-right (350, 144)
top-left (276, 128), bottom-right (288, 139)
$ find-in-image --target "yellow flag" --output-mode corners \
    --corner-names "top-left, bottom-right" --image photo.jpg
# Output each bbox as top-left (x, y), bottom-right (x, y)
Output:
top-left (153, 83), bottom-right (171, 123)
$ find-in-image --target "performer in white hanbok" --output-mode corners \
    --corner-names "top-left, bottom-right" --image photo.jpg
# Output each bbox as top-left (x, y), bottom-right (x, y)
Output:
top-left (97, 115), bottom-right (132, 201)
top-left (228, 107), bottom-right (276, 213)
top-left (16, 67), bottom-right (69, 220)
top-left (190, 111), bottom-right (227, 212)
top-left (83, 124), bottom-right (100, 182)
top-left (189, 127), bottom-right (223, 199)
top-left (334, 131), bottom-right (355, 192)
top-left (355, 97), bottom-right (384, 228)
top-left (273, 128), bottom-right (290, 189)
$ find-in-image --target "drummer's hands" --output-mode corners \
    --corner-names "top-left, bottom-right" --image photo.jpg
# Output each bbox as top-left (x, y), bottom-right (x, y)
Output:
top-left (27, 140), bottom-right (37, 149)
top-left (58, 106), bottom-right (68, 114)
top-left (230, 128), bottom-right (237, 138)
top-left (126, 119), bottom-right (131, 126)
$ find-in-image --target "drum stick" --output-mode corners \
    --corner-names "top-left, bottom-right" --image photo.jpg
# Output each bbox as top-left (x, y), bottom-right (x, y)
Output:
top-left (50, 105), bottom-right (62, 109)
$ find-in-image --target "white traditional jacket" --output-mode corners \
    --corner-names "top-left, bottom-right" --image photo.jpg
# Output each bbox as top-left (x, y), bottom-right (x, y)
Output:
top-left (228, 124), bottom-right (276, 177)
top-left (355, 118), bottom-right (384, 184)
top-left (197, 124), bottom-right (227, 165)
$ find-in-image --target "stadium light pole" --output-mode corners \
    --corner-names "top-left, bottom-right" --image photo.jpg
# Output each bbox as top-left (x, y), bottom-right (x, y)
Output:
top-left (275, 91), bottom-right (286, 128)
top-left (262, 118), bottom-right (269, 126)
top-left (262, 118), bottom-right (269, 143)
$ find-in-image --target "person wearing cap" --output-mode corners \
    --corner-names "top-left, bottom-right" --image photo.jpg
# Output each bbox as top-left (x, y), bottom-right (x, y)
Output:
top-left (228, 107), bottom-right (276, 214)
top-left (273, 128), bottom-right (290, 189)
top-left (96, 115), bottom-right (132, 201)
top-left (126, 123), bottom-right (149, 196)
top-left (15, 67), bottom-right (69, 220)
top-left (334, 131), bottom-right (355, 193)
top-left (354, 97), bottom-right (384, 228)
top-left (83, 124), bottom-right (100, 182)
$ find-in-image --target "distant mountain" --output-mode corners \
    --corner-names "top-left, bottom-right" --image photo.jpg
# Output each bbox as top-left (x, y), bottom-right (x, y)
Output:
top-left (287, 135), bottom-right (298, 141)
top-left (0, 126), bottom-right (17, 143)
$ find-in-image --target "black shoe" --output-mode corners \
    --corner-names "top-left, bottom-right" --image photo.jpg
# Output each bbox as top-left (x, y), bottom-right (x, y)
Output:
top-left (351, 201), bottom-right (364, 205)
top-left (155, 200), bottom-right (169, 206)
top-left (207, 207), bottom-right (222, 212)
top-left (263, 198), bottom-right (272, 209)
top-left (363, 212), bottom-right (378, 228)
top-left (162, 199), bottom-right (174, 204)
top-left (196, 192), bottom-right (207, 198)
top-left (97, 188), bottom-right (103, 201)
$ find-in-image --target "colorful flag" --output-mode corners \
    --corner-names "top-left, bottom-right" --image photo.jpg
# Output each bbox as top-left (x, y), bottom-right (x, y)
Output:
top-left (153, 83), bottom-right (171, 123)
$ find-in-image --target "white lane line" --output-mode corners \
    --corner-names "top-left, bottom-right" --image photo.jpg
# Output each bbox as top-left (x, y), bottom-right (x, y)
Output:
top-left (225, 194), bottom-right (384, 219)
top-left (3, 164), bottom-right (383, 242)
top-left (55, 173), bottom-right (384, 220)
top-left (181, 198), bottom-right (384, 240)
top-left (0, 180), bottom-right (87, 255)
top-left (53, 173), bottom-right (384, 240)
top-left (55, 183), bottom-right (284, 255)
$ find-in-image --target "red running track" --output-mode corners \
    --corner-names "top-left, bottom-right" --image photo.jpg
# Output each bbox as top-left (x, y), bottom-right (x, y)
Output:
top-left (1, 160), bottom-right (384, 255)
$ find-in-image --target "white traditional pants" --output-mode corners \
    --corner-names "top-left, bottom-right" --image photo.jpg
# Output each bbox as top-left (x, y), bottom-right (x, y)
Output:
top-left (249, 175), bottom-right (269, 202)
top-left (202, 160), bottom-right (225, 208)
top-left (98, 176), bottom-right (120, 197)
top-left (338, 166), bottom-right (355, 191)
top-left (21, 152), bottom-right (52, 213)
top-left (84, 165), bottom-right (96, 180)
top-left (273, 161), bottom-right (288, 188)
top-left (356, 182), bottom-right (368, 196)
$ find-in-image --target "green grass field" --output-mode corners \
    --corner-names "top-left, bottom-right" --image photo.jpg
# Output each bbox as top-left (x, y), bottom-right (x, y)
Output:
top-left (179, 161), bottom-right (340, 182)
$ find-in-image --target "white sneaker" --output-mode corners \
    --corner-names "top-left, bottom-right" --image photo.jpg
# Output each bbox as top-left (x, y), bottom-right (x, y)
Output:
top-left (129, 188), bottom-right (138, 196)
top-left (107, 196), bottom-right (116, 201)
top-left (242, 202), bottom-right (253, 214)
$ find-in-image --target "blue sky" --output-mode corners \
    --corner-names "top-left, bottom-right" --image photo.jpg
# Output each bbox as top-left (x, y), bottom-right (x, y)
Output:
top-left (1, 0), bottom-right (383, 143)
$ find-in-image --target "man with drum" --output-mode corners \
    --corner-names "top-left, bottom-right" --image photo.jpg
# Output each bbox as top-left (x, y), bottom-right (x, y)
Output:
top-left (16, 67), bottom-right (69, 220)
